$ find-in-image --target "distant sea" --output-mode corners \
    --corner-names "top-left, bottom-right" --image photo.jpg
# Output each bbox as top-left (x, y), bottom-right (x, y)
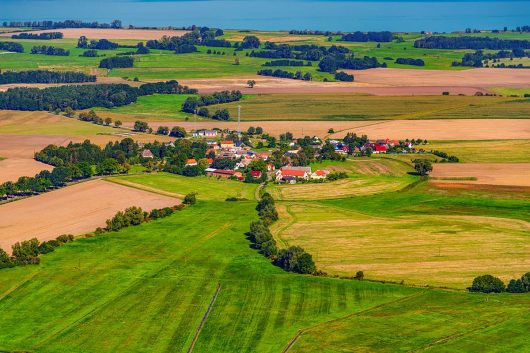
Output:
top-left (1, 0), bottom-right (530, 32)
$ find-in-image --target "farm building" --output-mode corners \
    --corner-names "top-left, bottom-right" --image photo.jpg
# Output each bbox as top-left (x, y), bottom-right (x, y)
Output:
top-left (141, 149), bottom-right (154, 159)
top-left (220, 140), bottom-right (235, 149)
top-left (193, 129), bottom-right (217, 138)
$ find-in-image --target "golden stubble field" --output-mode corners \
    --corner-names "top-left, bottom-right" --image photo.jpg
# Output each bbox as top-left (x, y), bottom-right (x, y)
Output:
top-left (0, 179), bottom-right (179, 251)
top-left (272, 202), bottom-right (530, 288)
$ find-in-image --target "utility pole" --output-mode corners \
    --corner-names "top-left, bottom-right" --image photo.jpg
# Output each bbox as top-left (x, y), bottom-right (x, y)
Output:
top-left (237, 105), bottom-right (241, 140)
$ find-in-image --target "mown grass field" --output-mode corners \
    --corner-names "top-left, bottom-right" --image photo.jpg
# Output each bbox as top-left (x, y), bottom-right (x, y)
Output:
top-left (0, 172), bottom-right (528, 352)
top-left (212, 94), bottom-right (529, 121)
top-left (95, 94), bottom-right (194, 122)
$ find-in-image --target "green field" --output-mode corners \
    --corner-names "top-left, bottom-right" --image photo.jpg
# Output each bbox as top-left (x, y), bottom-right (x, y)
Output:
top-left (212, 94), bottom-right (530, 121)
top-left (427, 140), bottom-right (530, 163)
top-left (0, 172), bottom-right (529, 352)
top-left (95, 94), bottom-right (194, 122)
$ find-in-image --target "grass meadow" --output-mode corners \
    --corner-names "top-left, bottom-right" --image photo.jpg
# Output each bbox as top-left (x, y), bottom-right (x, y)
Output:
top-left (0, 172), bottom-right (528, 352)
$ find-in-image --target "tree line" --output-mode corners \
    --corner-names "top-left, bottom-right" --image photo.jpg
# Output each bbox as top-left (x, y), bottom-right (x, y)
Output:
top-left (452, 49), bottom-right (530, 67)
top-left (247, 193), bottom-right (317, 275)
top-left (30, 45), bottom-right (69, 56)
top-left (249, 43), bottom-right (350, 61)
top-left (146, 27), bottom-right (224, 53)
top-left (289, 29), bottom-right (342, 36)
top-left (335, 71), bottom-right (354, 81)
top-left (319, 54), bottom-right (385, 73)
top-left (0, 235), bottom-right (74, 269)
top-left (12, 32), bottom-right (63, 40)
top-left (469, 273), bottom-right (530, 293)
top-left (181, 90), bottom-right (242, 114)
top-left (341, 31), bottom-right (394, 42)
top-left (395, 58), bottom-right (425, 66)
top-left (0, 70), bottom-right (96, 84)
top-left (0, 80), bottom-right (196, 111)
top-left (414, 36), bottom-right (530, 50)
top-left (263, 60), bottom-right (311, 67)
top-left (0, 139), bottom-right (143, 200)
top-left (77, 37), bottom-right (119, 50)
top-left (99, 56), bottom-right (134, 69)
top-left (0, 41), bottom-right (24, 53)
top-left (257, 69), bottom-right (312, 81)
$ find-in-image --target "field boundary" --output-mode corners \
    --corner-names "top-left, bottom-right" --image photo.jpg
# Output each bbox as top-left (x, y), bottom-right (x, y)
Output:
top-left (186, 282), bottom-right (222, 353)
top-left (105, 177), bottom-right (185, 199)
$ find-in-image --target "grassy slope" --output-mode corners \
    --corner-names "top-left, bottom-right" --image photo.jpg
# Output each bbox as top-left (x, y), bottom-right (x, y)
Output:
top-left (0, 173), bottom-right (528, 352)
top-left (211, 94), bottom-right (530, 121)
top-left (428, 140), bottom-right (530, 163)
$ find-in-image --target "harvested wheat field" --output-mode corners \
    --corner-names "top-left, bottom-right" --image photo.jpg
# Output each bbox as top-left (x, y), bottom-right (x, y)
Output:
top-left (0, 179), bottom-right (179, 251)
top-left (1, 28), bottom-right (188, 40)
top-left (273, 202), bottom-right (530, 288)
top-left (0, 158), bottom-right (52, 183)
top-left (129, 119), bottom-right (530, 140)
top-left (431, 163), bottom-right (530, 187)
top-left (351, 68), bottom-right (530, 88)
top-left (179, 77), bottom-right (489, 95)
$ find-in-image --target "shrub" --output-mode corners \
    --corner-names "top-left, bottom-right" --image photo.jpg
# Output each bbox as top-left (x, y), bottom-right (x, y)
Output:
top-left (412, 159), bottom-right (433, 176)
top-left (469, 274), bottom-right (505, 293)
top-left (274, 246), bottom-right (316, 274)
top-left (183, 192), bottom-right (197, 205)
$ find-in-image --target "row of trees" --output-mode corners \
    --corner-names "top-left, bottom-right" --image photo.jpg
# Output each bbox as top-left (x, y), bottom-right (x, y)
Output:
top-left (452, 49), bottom-right (530, 67)
top-left (257, 69), bottom-right (312, 81)
top-left (12, 32), bottom-right (63, 40)
top-left (414, 36), bottom-right (530, 50)
top-left (469, 273), bottom-right (530, 293)
top-left (395, 58), bottom-right (425, 66)
top-left (104, 204), bottom-right (183, 232)
top-left (30, 46), bottom-right (69, 56)
top-left (0, 41), bottom-right (24, 53)
top-left (0, 70), bottom-right (96, 84)
top-left (145, 28), bottom-right (224, 53)
top-left (77, 37), bottom-right (119, 50)
top-left (181, 90), bottom-right (242, 114)
top-left (263, 60), bottom-right (311, 67)
top-left (431, 150), bottom-right (459, 163)
top-left (247, 193), bottom-right (317, 274)
top-left (318, 54), bottom-right (386, 73)
top-left (99, 56), bottom-right (134, 69)
top-left (249, 43), bottom-right (350, 61)
top-left (335, 71), bottom-right (354, 81)
top-left (0, 235), bottom-right (74, 269)
top-left (0, 80), bottom-right (196, 111)
top-left (341, 31), bottom-right (394, 42)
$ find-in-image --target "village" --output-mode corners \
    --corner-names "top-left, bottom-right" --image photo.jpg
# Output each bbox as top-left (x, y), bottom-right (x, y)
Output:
top-left (140, 128), bottom-right (430, 184)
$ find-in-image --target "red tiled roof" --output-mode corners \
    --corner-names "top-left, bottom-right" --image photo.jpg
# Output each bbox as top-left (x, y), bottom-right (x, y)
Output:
top-left (251, 170), bottom-right (262, 177)
top-left (220, 140), bottom-right (233, 145)
top-left (281, 169), bottom-right (306, 177)
top-left (375, 145), bottom-right (387, 152)
top-left (186, 158), bottom-right (197, 165)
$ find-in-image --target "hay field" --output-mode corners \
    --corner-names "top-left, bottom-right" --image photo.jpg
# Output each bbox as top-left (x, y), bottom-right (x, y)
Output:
top-left (431, 163), bottom-right (530, 187)
top-left (0, 179), bottom-right (178, 251)
top-left (273, 196), bottom-right (530, 288)
top-left (427, 140), bottom-right (530, 163)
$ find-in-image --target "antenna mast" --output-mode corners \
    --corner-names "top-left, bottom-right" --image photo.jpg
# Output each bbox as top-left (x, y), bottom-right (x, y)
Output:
top-left (237, 105), bottom-right (241, 140)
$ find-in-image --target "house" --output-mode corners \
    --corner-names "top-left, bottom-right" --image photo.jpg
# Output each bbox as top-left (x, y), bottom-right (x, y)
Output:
top-left (207, 158), bottom-right (214, 166)
top-left (275, 167), bottom-right (311, 182)
top-left (193, 129), bottom-right (217, 138)
top-left (374, 145), bottom-right (387, 154)
top-left (311, 169), bottom-right (330, 180)
top-left (256, 152), bottom-right (270, 161)
top-left (141, 149), bottom-right (154, 159)
top-left (266, 163), bottom-right (275, 172)
top-left (210, 169), bottom-right (235, 179)
top-left (250, 170), bottom-right (262, 179)
top-left (220, 140), bottom-right (234, 149)
top-left (185, 158), bottom-right (197, 166)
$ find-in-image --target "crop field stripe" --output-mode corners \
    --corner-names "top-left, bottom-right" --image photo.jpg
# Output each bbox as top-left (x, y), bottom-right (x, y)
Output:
top-left (186, 282), bottom-right (222, 353)
top-left (282, 291), bottom-right (426, 352)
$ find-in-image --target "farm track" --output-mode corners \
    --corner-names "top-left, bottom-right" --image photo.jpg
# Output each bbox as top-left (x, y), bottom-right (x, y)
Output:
top-left (186, 283), bottom-right (222, 353)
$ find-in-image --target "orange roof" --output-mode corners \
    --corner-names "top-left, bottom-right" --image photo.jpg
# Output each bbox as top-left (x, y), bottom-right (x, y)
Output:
top-left (186, 159), bottom-right (197, 164)
top-left (281, 169), bottom-right (306, 177)
top-left (220, 140), bottom-right (234, 144)
top-left (207, 158), bottom-right (214, 164)
top-left (315, 170), bottom-right (328, 176)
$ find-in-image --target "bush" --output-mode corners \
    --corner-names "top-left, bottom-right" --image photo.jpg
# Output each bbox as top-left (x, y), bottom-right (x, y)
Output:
top-left (412, 159), bottom-right (433, 176)
top-left (183, 192), bottom-right (197, 205)
top-left (469, 274), bottom-right (505, 293)
top-left (334, 71), bottom-right (354, 82)
top-left (99, 56), bottom-right (134, 69)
